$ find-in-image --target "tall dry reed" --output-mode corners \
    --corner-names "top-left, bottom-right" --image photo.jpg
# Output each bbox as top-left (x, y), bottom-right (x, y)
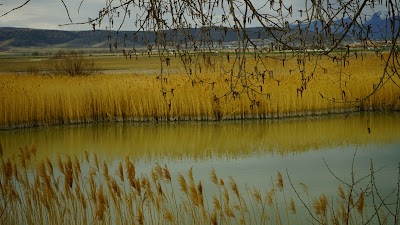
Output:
top-left (1, 146), bottom-right (397, 224)
top-left (0, 53), bottom-right (399, 129)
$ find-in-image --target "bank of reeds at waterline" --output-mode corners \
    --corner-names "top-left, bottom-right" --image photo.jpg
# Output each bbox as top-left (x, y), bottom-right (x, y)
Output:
top-left (0, 54), bottom-right (399, 129)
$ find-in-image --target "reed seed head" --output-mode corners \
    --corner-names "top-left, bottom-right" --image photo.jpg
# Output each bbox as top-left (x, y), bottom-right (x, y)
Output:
top-left (356, 191), bottom-right (365, 214)
top-left (276, 171), bottom-right (283, 191)
top-left (313, 194), bottom-right (328, 217)
top-left (219, 178), bottom-right (224, 186)
top-left (252, 188), bottom-right (262, 204)
top-left (46, 157), bottom-right (54, 177)
top-left (127, 160), bottom-right (136, 188)
top-left (289, 198), bottom-right (296, 214)
top-left (93, 153), bottom-right (99, 170)
top-left (73, 155), bottom-right (81, 178)
top-left (96, 186), bottom-right (107, 221)
top-left (163, 164), bottom-right (171, 182)
top-left (210, 168), bottom-right (218, 185)
top-left (197, 180), bottom-right (203, 196)
top-left (213, 195), bottom-right (221, 211)
top-left (223, 187), bottom-right (230, 205)
top-left (339, 203), bottom-right (348, 223)
top-left (338, 184), bottom-right (346, 200)
top-left (178, 173), bottom-right (188, 194)
top-left (102, 161), bottom-right (110, 181)
top-left (224, 205), bottom-right (235, 218)
top-left (3, 159), bottom-right (13, 182)
top-left (65, 155), bottom-right (73, 190)
top-left (190, 183), bottom-right (199, 205)
top-left (348, 190), bottom-right (354, 206)
top-left (266, 188), bottom-right (274, 207)
top-left (111, 179), bottom-right (121, 198)
top-left (229, 176), bottom-right (240, 199)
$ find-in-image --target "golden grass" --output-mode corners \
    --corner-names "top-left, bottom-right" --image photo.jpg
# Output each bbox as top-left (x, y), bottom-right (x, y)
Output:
top-left (0, 53), bottom-right (399, 128)
top-left (0, 147), bottom-right (396, 224)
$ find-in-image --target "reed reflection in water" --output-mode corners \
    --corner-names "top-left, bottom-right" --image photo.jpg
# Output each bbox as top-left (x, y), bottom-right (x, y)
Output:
top-left (1, 112), bottom-right (400, 224)
top-left (1, 112), bottom-right (399, 193)
top-left (1, 112), bottom-right (399, 161)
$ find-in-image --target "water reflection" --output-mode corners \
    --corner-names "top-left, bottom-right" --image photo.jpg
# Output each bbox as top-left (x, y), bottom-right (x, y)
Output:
top-left (1, 112), bottom-right (399, 224)
top-left (1, 112), bottom-right (400, 161)
top-left (1, 111), bottom-right (399, 192)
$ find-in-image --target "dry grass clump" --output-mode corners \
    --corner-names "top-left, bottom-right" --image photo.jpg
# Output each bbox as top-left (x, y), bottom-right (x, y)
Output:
top-left (0, 53), bottom-right (399, 128)
top-left (53, 50), bottom-right (98, 76)
top-left (0, 146), bottom-right (397, 224)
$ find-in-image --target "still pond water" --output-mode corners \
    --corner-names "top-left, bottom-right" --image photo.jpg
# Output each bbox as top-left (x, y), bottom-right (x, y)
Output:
top-left (1, 112), bottom-right (400, 222)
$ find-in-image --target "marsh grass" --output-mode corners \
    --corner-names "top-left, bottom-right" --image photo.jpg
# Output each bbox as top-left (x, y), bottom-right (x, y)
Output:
top-left (0, 146), bottom-right (398, 224)
top-left (0, 53), bottom-right (399, 128)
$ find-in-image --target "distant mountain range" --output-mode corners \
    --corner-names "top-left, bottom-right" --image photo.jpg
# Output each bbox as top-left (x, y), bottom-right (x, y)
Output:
top-left (0, 12), bottom-right (395, 51)
top-left (0, 26), bottom-right (278, 50)
top-left (0, 27), bottom-right (119, 49)
top-left (302, 12), bottom-right (399, 40)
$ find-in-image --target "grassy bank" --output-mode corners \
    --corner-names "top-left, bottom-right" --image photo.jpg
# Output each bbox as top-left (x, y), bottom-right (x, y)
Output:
top-left (0, 53), bottom-right (399, 129)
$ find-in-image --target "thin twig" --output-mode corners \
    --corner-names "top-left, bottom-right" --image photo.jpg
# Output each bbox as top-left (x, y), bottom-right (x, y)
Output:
top-left (286, 169), bottom-right (323, 225)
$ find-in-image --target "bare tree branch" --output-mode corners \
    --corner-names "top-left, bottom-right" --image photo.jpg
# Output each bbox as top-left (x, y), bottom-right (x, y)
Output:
top-left (0, 0), bottom-right (31, 17)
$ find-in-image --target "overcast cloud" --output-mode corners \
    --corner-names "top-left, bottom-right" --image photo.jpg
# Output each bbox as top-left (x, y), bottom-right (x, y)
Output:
top-left (0, 0), bottom-right (385, 31)
top-left (0, 0), bottom-right (104, 30)
top-left (0, 0), bottom-right (310, 30)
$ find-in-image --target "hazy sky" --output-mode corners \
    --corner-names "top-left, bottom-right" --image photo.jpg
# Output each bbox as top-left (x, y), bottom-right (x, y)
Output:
top-left (0, 0), bottom-right (309, 31)
top-left (0, 0), bottom-right (384, 31)
top-left (0, 0), bottom-right (102, 30)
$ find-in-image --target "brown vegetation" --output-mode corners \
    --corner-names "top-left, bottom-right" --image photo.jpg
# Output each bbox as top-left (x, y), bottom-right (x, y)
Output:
top-left (0, 53), bottom-right (399, 129)
top-left (53, 50), bottom-right (98, 76)
top-left (0, 146), bottom-right (398, 224)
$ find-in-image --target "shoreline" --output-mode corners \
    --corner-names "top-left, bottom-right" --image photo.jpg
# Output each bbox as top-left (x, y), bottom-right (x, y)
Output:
top-left (1, 108), bottom-right (396, 131)
top-left (1, 54), bottom-right (399, 130)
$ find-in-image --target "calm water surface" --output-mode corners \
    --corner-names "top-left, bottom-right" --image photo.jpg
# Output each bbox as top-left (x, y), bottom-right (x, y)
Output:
top-left (1, 112), bottom-right (400, 188)
top-left (1, 112), bottom-right (400, 222)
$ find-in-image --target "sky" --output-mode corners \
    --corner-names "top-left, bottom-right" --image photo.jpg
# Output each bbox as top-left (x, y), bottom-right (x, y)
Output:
top-left (0, 0), bottom-right (102, 30)
top-left (0, 0), bottom-right (310, 31)
top-left (0, 0), bottom-right (386, 31)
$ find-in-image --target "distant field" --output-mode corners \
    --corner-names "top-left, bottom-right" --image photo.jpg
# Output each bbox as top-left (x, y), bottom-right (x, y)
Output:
top-left (0, 48), bottom-right (364, 73)
top-left (0, 52), bottom-right (399, 128)
top-left (0, 53), bottom-right (184, 74)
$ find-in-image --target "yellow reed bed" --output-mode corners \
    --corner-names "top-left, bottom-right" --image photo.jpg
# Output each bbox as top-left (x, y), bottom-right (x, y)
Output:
top-left (0, 147), bottom-right (396, 224)
top-left (0, 145), bottom-right (399, 224)
top-left (0, 53), bottom-right (399, 128)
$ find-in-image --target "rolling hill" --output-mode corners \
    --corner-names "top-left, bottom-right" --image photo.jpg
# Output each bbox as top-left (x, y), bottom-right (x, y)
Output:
top-left (0, 12), bottom-right (394, 51)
